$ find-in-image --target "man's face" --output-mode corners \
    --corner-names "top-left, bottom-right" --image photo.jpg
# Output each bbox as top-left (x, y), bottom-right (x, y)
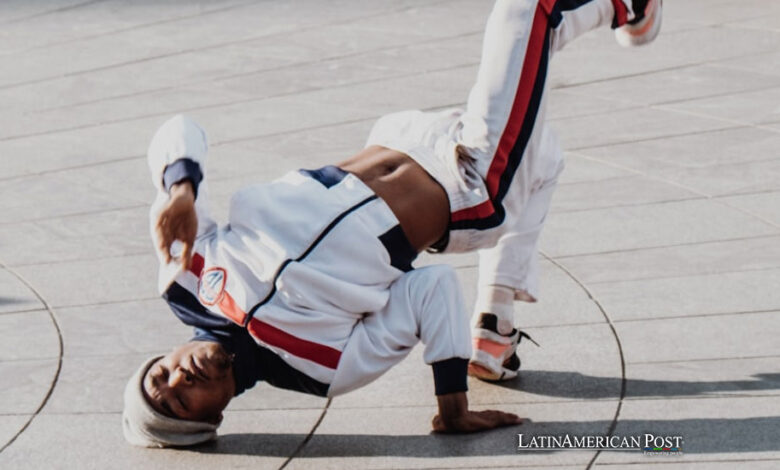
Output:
top-left (143, 341), bottom-right (236, 424)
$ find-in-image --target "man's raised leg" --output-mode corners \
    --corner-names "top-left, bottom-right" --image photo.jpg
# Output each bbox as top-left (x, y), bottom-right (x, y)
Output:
top-left (458, 0), bottom-right (662, 381)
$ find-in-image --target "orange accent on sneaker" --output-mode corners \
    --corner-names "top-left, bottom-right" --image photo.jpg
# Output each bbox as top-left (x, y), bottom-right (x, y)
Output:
top-left (473, 337), bottom-right (510, 359)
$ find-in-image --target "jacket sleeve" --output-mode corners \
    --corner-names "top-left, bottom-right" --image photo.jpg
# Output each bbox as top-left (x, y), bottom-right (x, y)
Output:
top-left (147, 114), bottom-right (207, 198)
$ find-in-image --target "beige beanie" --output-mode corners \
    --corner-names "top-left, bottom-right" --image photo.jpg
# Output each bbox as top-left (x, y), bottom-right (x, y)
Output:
top-left (122, 356), bottom-right (220, 448)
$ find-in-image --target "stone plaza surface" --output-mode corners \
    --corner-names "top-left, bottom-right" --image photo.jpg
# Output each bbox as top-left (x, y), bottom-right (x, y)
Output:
top-left (1, 0), bottom-right (779, 468)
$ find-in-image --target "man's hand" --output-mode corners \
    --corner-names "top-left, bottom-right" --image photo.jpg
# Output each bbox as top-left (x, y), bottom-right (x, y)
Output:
top-left (156, 181), bottom-right (197, 271)
top-left (432, 391), bottom-right (522, 433)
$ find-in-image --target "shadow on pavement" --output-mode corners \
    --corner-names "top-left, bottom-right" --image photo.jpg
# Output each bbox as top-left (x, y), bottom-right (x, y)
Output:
top-left (0, 296), bottom-right (32, 307)
top-left (190, 371), bottom-right (780, 458)
top-left (497, 370), bottom-right (780, 399)
top-left (199, 416), bottom-right (780, 457)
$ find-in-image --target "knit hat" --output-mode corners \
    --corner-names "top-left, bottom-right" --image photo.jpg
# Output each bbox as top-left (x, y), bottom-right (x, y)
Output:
top-left (122, 356), bottom-right (220, 447)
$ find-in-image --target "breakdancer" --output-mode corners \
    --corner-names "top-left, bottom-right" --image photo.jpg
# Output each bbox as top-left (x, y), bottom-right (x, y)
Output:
top-left (123, 0), bottom-right (662, 447)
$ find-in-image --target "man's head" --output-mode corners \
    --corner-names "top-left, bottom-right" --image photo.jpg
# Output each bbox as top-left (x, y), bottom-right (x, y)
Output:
top-left (123, 341), bottom-right (236, 447)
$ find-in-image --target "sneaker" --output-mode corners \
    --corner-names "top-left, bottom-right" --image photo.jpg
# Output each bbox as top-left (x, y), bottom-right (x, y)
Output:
top-left (468, 313), bottom-right (539, 382)
top-left (615, 0), bottom-right (663, 47)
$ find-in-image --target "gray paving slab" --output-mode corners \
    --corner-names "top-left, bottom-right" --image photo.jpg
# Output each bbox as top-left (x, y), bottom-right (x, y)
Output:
top-left (0, 359), bottom-right (59, 415)
top-left (547, 90), bottom-right (636, 121)
top-left (561, 63), bottom-right (780, 107)
top-left (0, 173), bottom-right (142, 225)
top-left (589, 271), bottom-right (780, 321)
top-left (0, 311), bottom-right (59, 361)
top-left (540, 199), bottom-right (778, 258)
top-left (0, 0), bottom-right (442, 87)
top-left (556, 235), bottom-right (780, 285)
top-left (0, 1), bottom-right (250, 56)
top-left (0, 206), bottom-right (149, 268)
top-left (641, 158), bottom-right (780, 197)
top-left (0, 0), bottom-right (97, 26)
top-left (718, 191), bottom-right (780, 225)
top-left (662, 86), bottom-right (780, 125)
top-left (764, 121), bottom-right (780, 132)
top-left (615, 311), bottom-right (780, 363)
top-left (578, 126), bottom-right (780, 174)
top-left (0, 0), bottom-right (459, 117)
top-left (716, 50), bottom-right (780, 78)
top-left (556, 153), bottom-right (636, 185)
top-left (664, 0), bottom-right (780, 27)
top-left (229, 382), bottom-right (329, 412)
top-left (550, 22), bottom-right (780, 88)
top-left (54, 300), bottom-right (191, 358)
top-left (42, 352), bottom-right (161, 415)
top-left (553, 107), bottom-right (733, 151)
top-left (13, 254), bottom-right (159, 308)
top-left (0, 415), bottom-right (30, 455)
top-left (0, 32), bottom-right (483, 137)
top-left (550, 176), bottom-right (702, 213)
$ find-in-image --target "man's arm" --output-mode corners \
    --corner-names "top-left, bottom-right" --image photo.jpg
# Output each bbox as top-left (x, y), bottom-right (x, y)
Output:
top-left (432, 391), bottom-right (522, 433)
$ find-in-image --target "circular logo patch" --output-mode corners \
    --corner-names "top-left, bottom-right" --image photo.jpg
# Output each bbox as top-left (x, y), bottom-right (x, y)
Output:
top-left (198, 267), bottom-right (227, 306)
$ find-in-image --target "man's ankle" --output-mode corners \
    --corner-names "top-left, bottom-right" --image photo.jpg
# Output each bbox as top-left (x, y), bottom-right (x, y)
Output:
top-left (473, 284), bottom-right (515, 335)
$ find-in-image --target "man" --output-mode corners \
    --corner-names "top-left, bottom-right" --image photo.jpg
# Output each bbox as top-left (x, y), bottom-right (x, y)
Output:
top-left (124, 0), bottom-right (662, 447)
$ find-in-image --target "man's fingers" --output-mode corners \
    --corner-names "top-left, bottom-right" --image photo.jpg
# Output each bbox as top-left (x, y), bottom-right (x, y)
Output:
top-left (155, 232), bottom-right (171, 263)
top-left (155, 216), bottom-right (174, 264)
top-left (481, 409), bottom-right (522, 428)
top-left (180, 242), bottom-right (193, 272)
top-left (500, 411), bottom-right (523, 426)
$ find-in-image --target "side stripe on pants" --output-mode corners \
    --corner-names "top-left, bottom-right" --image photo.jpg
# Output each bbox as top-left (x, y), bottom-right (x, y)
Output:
top-left (451, 3), bottom-right (552, 231)
top-left (450, 0), bottom-right (625, 232)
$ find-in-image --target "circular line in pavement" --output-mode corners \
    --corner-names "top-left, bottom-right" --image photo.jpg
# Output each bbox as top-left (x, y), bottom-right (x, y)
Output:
top-left (0, 264), bottom-right (64, 454)
top-left (278, 398), bottom-right (332, 470)
top-left (542, 254), bottom-right (627, 470)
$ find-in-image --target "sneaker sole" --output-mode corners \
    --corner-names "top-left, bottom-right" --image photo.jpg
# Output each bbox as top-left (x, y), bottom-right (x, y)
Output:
top-left (468, 362), bottom-right (505, 381)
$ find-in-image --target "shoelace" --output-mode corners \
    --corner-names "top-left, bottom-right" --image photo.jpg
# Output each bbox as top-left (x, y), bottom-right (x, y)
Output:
top-left (518, 330), bottom-right (541, 348)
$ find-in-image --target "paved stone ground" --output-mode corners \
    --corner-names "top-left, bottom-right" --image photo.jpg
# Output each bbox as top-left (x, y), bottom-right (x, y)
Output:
top-left (1, 0), bottom-right (780, 468)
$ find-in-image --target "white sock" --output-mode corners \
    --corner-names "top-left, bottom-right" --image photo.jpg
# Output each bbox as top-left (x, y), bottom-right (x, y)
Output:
top-left (474, 284), bottom-right (516, 335)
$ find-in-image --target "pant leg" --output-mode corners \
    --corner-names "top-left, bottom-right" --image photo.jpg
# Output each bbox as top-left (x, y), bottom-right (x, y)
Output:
top-left (477, 161), bottom-right (560, 298)
top-left (458, 0), bottom-right (623, 165)
top-left (328, 265), bottom-right (472, 397)
top-left (454, 0), bottom-right (634, 333)
top-left (147, 115), bottom-right (218, 293)
top-left (457, 0), bottom-right (626, 327)
top-left (451, 0), bottom-right (619, 248)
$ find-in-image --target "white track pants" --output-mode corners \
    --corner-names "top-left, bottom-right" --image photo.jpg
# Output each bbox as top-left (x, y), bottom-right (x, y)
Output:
top-left (330, 265), bottom-right (472, 396)
top-left (461, 0), bottom-right (632, 314)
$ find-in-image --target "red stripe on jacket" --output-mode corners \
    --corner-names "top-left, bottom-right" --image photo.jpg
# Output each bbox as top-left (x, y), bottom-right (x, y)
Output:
top-left (190, 252), bottom-right (205, 277)
top-left (190, 253), bottom-right (340, 369)
top-left (248, 318), bottom-right (342, 369)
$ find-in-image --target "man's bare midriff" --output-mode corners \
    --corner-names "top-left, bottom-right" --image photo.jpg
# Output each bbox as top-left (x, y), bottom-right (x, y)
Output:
top-left (338, 146), bottom-right (449, 252)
